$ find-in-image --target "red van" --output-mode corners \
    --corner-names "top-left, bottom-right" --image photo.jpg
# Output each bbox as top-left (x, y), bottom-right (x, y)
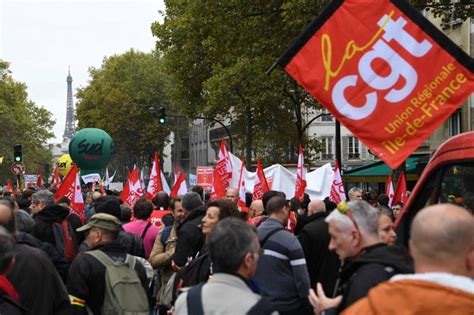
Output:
top-left (395, 131), bottom-right (474, 245)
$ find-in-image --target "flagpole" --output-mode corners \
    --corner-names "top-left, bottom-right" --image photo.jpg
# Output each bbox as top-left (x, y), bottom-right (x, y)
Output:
top-left (335, 120), bottom-right (342, 171)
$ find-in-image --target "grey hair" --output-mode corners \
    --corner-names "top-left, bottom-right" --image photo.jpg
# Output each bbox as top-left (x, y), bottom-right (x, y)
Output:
top-left (326, 200), bottom-right (379, 237)
top-left (208, 217), bottom-right (258, 273)
top-left (348, 187), bottom-right (363, 198)
top-left (31, 190), bottom-right (55, 206)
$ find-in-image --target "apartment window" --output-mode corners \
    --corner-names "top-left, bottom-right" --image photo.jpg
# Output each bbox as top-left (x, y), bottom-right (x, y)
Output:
top-left (321, 137), bottom-right (333, 159)
top-left (321, 109), bottom-right (333, 121)
top-left (449, 110), bottom-right (461, 137)
top-left (348, 136), bottom-right (360, 159)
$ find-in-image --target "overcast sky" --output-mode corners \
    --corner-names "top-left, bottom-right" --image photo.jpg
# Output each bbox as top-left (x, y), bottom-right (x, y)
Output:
top-left (1, 0), bottom-right (165, 142)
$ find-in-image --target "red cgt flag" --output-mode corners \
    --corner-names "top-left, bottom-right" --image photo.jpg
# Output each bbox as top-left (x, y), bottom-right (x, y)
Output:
top-left (277, 0), bottom-right (474, 169)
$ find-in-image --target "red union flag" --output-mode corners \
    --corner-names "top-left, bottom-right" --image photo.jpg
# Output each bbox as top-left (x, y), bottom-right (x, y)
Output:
top-left (278, 0), bottom-right (474, 169)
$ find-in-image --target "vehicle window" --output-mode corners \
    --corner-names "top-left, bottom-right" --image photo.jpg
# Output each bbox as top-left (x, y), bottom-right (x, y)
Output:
top-left (439, 164), bottom-right (474, 211)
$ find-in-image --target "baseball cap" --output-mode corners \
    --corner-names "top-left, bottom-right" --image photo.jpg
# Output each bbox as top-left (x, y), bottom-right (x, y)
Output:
top-left (76, 213), bottom-right (121, 232)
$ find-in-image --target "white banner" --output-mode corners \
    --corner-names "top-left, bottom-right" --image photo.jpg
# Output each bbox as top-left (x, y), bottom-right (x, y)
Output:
top-left (228, 153), bottom-right (333, 201)
top-left (81, 173), bottom-right (101, 184)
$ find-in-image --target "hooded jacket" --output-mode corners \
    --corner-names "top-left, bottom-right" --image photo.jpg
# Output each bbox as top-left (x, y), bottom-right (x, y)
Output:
top-left (32, 204), bottom-right (83, 247)
top-left (335, 243), bottom-right (413, 312)
top-left (172, 204), bottom-right (206, 267)
top-left (342, 276), bottom-right (474, 315)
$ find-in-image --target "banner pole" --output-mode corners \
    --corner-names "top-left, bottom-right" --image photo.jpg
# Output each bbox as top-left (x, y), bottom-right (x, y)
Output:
top-left (335, 120), bottom-right (342, 171)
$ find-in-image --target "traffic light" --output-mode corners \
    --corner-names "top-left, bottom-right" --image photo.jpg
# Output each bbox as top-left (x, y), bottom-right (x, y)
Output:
top-left (158, 107), bottom-right (166, 124)
top-left (13, 144), bottom-right (22, 163)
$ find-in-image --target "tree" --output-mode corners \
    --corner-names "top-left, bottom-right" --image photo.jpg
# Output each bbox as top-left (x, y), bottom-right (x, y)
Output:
top-left (75, 50), bottom-right (173, 179)
top-left (152, 0), bottom-right (471, 167)
top-left (0, 60), bottom-right (54, 183)
top-left (153, 1), bottom-right (325, 167)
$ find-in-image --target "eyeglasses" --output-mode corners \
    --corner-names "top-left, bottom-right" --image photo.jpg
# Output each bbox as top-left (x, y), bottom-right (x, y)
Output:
top-left (337, 201), bottom-right (360, 233)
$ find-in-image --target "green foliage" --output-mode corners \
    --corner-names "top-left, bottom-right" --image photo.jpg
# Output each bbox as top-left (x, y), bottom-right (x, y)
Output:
top-left (75, 50), bottom-right (173, 179)
top-left (153, 0), bottom-right (470, 167)
top-left (0, 60), bottom-right (54, 182)
top-left (153, 0), bottom-right (325, 166)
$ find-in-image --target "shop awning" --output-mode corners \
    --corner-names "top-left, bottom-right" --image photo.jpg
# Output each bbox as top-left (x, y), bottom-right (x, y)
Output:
top-left (343, 156), bottom-right (425, 183)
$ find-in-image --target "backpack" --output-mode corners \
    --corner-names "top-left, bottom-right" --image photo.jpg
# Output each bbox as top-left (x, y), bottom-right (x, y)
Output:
top-left (86, 250), bottom-right (149, 315)
top-left (186, 282), bottom-right (276, 315)
top-left (172, 252), bottom-right (211, 304)
top-left (160, 225), bottom-right (173, 247)
top-left (52, 215), bottom-right (77, 262)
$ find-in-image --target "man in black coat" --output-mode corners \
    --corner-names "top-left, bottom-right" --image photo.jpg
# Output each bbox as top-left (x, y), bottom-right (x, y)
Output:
top-left (31, 190), bottom-right (83, 252)
top-left (172, 192), bottom-right (206, 269)
top-left (0, 227), bottom-right (27, 315)
top-left (298, 200), bottom-right (340, 295)
top-left (67, 213), bottom-right (148, 314)
top-left (0, 203), bottom-right (71, 314)
top-left (308, 201), bottom-right (413, 314)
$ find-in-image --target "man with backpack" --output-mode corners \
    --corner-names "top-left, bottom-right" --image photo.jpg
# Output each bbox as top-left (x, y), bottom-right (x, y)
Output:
top-left (175, 218), bottom-right (277, 315)
top-left (31, 190), bottom-right (82, 262)
top-left (67, 213), bottom-right (149, 315)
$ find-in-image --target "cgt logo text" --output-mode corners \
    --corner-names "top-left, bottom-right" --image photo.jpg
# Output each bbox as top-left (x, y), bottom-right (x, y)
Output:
top-left (323, 13), bottom-right (432, 120)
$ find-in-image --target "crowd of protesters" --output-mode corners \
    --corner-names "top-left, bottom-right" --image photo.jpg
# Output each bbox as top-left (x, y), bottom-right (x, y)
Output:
top-left (0, 183), bottom-right (471, 315)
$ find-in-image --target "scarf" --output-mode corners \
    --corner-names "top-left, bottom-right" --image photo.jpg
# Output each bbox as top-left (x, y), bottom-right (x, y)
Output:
top-left (0, 275), bottom-right (19, 302)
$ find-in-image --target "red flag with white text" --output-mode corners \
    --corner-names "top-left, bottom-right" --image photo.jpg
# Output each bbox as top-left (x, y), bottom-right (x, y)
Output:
top-left (253, 160), bottom-right (269, 201)
top-left (170, 171), bottom-right (188, 197)
top-left (294, 145), bottom-right (307, 200)
top-left (215, 139), bottom-right (233, 191)
top-left (54, 165), bottom-right (84, 221)
top-left (120, 168), bottom-right (143, 207)
top-left (329, 162), bottom-right (346, 204)
top-left (146, 152), bottom-right (170, 200)
top-left (277, 0), bottom-right (474, 169)
top-left (211, 166), bottom-right (226, 199)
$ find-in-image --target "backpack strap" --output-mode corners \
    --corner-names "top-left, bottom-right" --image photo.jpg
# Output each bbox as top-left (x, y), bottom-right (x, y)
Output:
top-left (140, 222), bottom-right (152, 240)
top-left (260, 227), bottom-right (284, 248)
top-left (87, 250), bottom-right (135, 269)
top-left (86, 250), bottom-right (115, 267)
top-left (246, 297), bottom-right (276, 315)
top-left (186, 283), bottom-right (204, 315)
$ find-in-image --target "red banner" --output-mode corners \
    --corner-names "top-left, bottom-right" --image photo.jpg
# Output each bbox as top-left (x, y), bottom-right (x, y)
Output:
top-left (196, 166), bottom-right (214, 190)
top-left (278, 0), bottom-right (474, 169)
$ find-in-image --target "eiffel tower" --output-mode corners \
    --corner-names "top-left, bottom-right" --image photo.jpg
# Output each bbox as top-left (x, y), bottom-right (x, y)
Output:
top-left (63, 68), bottom-right (75, 142)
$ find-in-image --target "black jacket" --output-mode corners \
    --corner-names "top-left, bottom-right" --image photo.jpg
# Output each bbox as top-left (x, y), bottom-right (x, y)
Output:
top-left (8, 243), bottom-right (71, 315)
top-left (298, 212), bottom-right (340, 294)
top-left (0, 292), bottom-right (27, 315)
top-left (32, 204), bottom-right (83, 248)
top-left (16, 232), bottom-right (70, 283)
top-left (335, 243), bottom-right (413, 312)
top-left (172, 205), bottom-right (206, 267)
top-left (67, 240), bottom-right (148, 315)
top-left (78, 230), bottom-right (146, 258)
